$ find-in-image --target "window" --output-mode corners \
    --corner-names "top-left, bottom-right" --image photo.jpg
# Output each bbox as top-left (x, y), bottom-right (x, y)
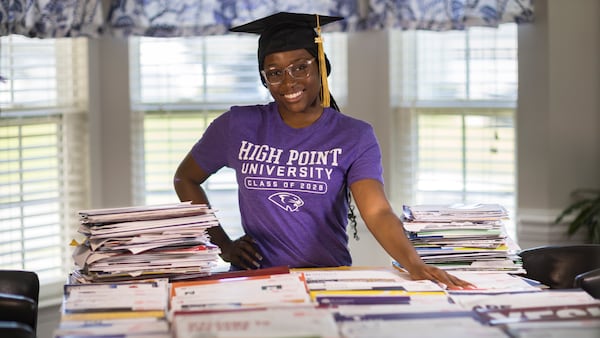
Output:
top-left (129, 33), bottom-right (347, 243)
top-left (0, 35), bottom-right (89, 303)
top-left (390, 24), bottom-right (518, 239)
top-left (129, 35), bottom-right (269, 242)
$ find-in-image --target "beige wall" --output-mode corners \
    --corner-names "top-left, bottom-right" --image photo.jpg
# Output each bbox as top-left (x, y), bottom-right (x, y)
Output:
top-left (516, 0), bottom-right (600, 248)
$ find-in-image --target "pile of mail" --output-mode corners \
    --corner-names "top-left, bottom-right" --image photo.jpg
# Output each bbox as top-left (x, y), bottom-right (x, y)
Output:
top-left (399, 203), bottom-right (523, 273)
top-left (55, 279), bottom-right (171, 337)
top-left (70, 202), bottom-right (221, 283)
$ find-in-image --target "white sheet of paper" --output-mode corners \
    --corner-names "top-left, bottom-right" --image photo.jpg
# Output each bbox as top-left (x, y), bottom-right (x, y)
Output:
top-left (338, 316), bottom-right (507, 338)
top-left (172, 306), bottom-right (339, 338)
top-left (451, 289), bottom-right (600, 311)
top-left (170, 272), bottom-right (311, 311)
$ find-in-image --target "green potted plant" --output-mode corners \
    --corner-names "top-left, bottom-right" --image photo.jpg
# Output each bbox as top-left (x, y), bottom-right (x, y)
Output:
top-left (555, 188), bottom-right (600, 244)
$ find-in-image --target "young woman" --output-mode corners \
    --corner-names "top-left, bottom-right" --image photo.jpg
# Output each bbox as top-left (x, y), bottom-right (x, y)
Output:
top-left (174, 12), bottom-right (472, 289)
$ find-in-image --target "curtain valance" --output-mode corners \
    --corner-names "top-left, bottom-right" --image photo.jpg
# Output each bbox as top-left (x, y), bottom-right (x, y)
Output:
top-left (0, 0), bottom-right (104, 37)
top-left (0, 0), bottom-right (534, 38)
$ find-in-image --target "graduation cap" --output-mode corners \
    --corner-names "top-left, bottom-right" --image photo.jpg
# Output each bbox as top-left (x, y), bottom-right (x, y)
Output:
top-left (230, 12), bottom-right (343, 108)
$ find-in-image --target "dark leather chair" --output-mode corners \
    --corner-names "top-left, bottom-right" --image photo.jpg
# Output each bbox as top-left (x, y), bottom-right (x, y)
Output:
top-left (0, 270), bottom-right (39, 338)
top-left (518, 244), bottom-right (600, 289)
top-left (575, 267), bottom-right (600, 299)
top-left (0, 322), bottom-right (35, 338)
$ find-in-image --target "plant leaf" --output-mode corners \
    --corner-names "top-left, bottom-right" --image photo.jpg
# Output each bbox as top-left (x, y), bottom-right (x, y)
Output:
top-left (568, 198), bottom-right (600, 236)
top-left (555, 198), bottom-right (591, 223)
top-left (592, 221), bottom-right (600, 244)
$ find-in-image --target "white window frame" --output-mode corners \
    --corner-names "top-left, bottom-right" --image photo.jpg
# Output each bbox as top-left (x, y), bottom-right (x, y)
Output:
top-left (0, 35), bottom-right (90, 306)
top-left (390, 25), bottom-right (518, 239)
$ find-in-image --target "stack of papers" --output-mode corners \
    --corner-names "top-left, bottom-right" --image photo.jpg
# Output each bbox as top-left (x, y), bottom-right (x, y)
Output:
top-left (297, 267), bottom-right (506, 338)
top-left (170, 269), bottom-right (337, 337)
top-left (400, 203), bottom-right (523, 273)
top-left (70, 202), bottom-right (221, 283)
top-left (54, 279), bottom-right (171, 338)
top-left (170, 271), bottom-right (312, 311)
top-left (455, 289), bottom-right (600, 337)
top-left (51, 265), bottom-right (600, 338)
top-left (299, 267), bottom-right (465, 318)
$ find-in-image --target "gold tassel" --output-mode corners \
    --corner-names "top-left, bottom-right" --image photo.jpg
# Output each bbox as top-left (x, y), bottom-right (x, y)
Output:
top-left (314, 14), bottom-right (330, 108)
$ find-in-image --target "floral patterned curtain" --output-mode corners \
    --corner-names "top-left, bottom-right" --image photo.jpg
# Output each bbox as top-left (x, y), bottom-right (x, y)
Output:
top-left (0, 0), bottom-right (534, 38)
top-left (105, 0), bottom-right (360, 37)
top-left (363, 0), bottom-right (534, 31)
top-left (106, 0), bottom-right (534, 37)
top-left (0, 0), bottom-right (104, 37)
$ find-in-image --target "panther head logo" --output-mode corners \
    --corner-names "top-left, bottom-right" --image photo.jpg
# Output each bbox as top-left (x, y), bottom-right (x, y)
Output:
top-left (268, 192), bottom-right (305, 212)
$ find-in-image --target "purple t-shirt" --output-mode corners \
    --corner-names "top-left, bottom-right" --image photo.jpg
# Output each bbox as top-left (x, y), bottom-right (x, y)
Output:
top-left (191, 102), bottom-right (383, 268)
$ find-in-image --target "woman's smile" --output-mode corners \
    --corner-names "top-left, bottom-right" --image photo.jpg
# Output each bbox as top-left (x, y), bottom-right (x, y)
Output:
top-left (283, 90), bottom-right (304, 101)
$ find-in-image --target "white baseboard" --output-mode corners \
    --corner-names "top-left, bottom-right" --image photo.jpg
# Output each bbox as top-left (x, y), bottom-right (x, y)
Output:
top-left (516, 208), bottom-right (588, 249)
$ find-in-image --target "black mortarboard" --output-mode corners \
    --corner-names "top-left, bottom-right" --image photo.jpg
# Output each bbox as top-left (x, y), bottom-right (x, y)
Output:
top-left (229, 12), bottom-right (343, 108)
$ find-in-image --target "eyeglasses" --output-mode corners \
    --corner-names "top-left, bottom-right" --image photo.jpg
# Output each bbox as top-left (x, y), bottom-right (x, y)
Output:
top-left (261, 58), bottom-right (316, 85)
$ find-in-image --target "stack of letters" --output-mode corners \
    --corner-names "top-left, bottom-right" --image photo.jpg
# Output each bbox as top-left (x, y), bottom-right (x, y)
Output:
top-left (52, 266), bottom-right (600, 337)
top-left (169, 267), bottom-right (600, 338)
top-left (169, 266), bottom-right (341, 338)
top-left (399, 203), bottom-right (523, 273)
top-left (53, 201), bottom-right (600, 337)
top-left (70, 202), bottom-right (221, 283)
top-left (54, 278), bottom-right (172, 337)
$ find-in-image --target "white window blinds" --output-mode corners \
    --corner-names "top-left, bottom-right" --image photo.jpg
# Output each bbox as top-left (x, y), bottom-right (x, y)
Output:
top-left (390, 25), bottom-right (517, 238)
top-left (129, 35), bottom-right (268, 239)
top-left (130, 35), bottom-right (270, 107)
top-left (0, 35), bottom-right (89, 297)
